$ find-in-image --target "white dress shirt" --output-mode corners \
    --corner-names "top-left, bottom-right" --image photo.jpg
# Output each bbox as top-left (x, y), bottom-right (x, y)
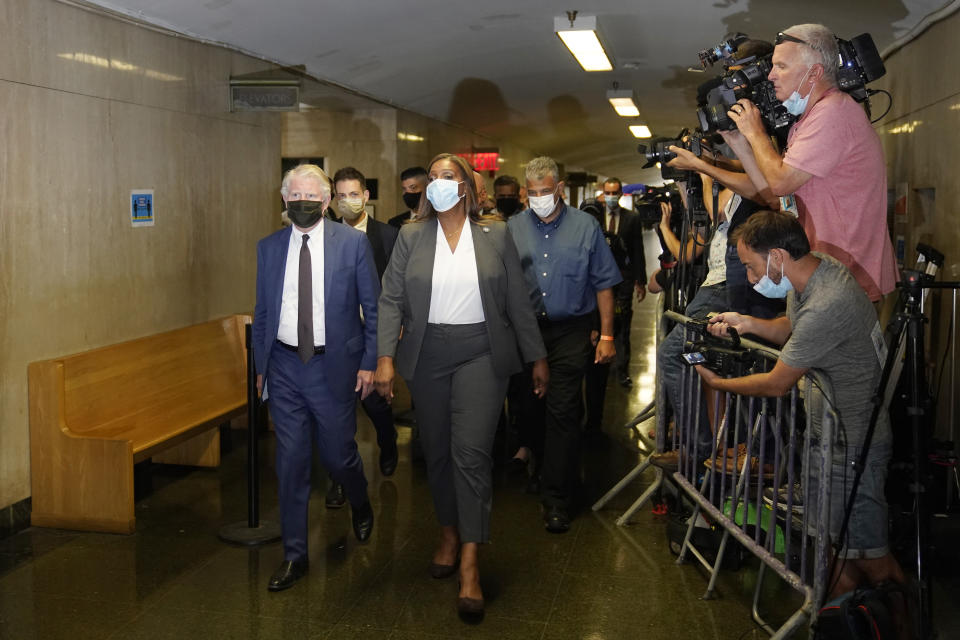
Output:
top-left (277, 221), bottom-right (326, 347)
top-left (428, 221), bottom-right (485, 324)
top-left (351, 211), bottom-right (369, 234)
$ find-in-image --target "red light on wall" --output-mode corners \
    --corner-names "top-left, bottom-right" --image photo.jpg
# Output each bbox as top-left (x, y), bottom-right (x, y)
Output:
top-left (456, 151), bottom-right (500, 172)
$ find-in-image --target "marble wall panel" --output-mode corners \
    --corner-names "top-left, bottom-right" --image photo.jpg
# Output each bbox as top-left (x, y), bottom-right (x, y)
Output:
top-left (0, 0), bottom-right (281, 510)
top-left (874, 10), bottom-right (960, 441)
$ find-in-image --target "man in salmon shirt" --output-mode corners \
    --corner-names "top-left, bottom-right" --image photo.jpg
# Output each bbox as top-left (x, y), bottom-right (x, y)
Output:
top-left (717, 23), bottom-right (897, 302)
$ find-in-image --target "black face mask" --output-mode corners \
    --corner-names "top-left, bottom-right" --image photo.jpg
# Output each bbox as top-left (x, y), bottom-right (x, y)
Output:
top-left (496, 197), bottom-right (521, 217)
top-left (402, 191), bottom-right (422, 211)
top-left (287, 200), bottom-right (325, 228)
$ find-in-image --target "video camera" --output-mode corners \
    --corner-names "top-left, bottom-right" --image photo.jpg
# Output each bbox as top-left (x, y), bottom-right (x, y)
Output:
top-left (694, 32), bottom-right (885, 137)
top-left (633, 184), bottom-right (683, 226)
top-left (696, 56), bottom-right (794, 136)
top-left (697, 33), bottom-right (749, 69)
top-left (681, 318), bottom-right (758, 377)
top-left (836, 33), bottom-right (886, 103)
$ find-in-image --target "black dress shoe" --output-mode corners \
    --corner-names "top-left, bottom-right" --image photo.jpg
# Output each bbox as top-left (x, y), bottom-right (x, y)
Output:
top-left (379, 444), bottom-right (399, 476)
top-left (618, 374), bottom-right (633, 388)
top-left (352, 501), bottom-right (374, 542)
top-left (507, 456), bottom-right (529, 477)
top-left (325, 481), bottom-right (346, 509)
top-left (543, 505), bottom-right (571, 534)
top-left (526, 474), bottom-right (541, 495)
top-left (267, 560), bottom-right (308, 592)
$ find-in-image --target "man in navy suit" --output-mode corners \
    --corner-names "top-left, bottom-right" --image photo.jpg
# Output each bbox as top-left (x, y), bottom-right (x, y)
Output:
top-left (253, 164), bottom-right (380, 591)
top-left (320, 166), bottom-right (400, 509)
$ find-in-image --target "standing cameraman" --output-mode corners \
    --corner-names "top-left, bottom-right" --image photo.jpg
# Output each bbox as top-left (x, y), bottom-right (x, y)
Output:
top-left (718, 23), bottom-right (896, 302)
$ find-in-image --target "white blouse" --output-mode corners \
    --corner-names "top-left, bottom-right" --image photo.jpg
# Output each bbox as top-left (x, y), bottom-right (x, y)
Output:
top-left (428, 221), bottom-right (486, 324)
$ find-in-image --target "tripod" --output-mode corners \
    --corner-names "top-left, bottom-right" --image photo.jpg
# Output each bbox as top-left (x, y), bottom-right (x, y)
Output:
top-left (831, 267), bottom-right (960, 640)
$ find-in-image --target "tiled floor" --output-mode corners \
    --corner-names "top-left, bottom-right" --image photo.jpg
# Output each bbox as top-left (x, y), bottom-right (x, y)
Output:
top-left (2, 293), bottom-right (958, 639)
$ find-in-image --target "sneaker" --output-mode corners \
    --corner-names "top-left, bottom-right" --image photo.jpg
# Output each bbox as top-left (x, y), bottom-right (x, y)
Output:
top-left (762, 484), bottom-right (804, 514)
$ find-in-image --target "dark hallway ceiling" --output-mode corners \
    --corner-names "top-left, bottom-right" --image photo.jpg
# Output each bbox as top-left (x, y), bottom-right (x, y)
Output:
top-left (75, 0), bottom-right (949, 183)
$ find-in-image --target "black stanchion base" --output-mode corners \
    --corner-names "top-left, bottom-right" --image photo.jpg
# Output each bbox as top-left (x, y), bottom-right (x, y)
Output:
top-left (218, 521), bottom-right (282, 546)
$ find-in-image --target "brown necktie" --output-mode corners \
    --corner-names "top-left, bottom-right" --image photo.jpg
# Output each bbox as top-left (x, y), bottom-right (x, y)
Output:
top-left (297, 234), bottom-right (314, 364)
top-left (608, 212), bottom-right (617, 234)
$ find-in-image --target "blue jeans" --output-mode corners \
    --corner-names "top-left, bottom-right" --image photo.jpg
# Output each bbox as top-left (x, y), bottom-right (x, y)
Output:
top-left (657, 283), bottom-right (728, 453)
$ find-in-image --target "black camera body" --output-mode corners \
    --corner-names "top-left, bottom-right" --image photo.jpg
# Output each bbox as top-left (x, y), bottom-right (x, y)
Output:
top-left (682, 318), bottom-right (756, 377)
top-left (696, 56), bottom-right (795, 136)
top-left (683, 340), bottom-right (756, 377)
top-left (633, 184), bottom-right (683, 226)
top-left (836, 33), bottom-right (885, 103)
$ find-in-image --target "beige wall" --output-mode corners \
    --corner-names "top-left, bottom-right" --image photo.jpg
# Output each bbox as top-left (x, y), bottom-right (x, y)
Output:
top-left (875, 10), bottom-right (960, 440)
top-left (0, 0), bottom-right (282, 510)
top-left (283, 107), bottom-right (399, 220)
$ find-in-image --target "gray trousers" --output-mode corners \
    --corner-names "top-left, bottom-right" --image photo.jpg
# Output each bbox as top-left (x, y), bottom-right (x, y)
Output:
top-left (408, 322), bottom-right (509, 544)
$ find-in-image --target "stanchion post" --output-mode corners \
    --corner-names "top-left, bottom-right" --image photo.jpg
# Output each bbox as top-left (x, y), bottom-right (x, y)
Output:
top-left (218, 323), bottom-right (281, 546)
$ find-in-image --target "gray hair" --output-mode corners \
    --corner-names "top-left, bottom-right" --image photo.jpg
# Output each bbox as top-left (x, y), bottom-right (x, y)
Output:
top-left (280, 164), bottom-right (332, 200)
top-left (782, 23), bottom-right (839, 87)
top-left (524, 156), bottom-right (560, 183)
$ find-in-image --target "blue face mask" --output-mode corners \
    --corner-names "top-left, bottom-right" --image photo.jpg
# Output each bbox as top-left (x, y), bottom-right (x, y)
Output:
top-left (426, 179), bottom-right (463, 212)
top-left (781, 66), bottom-right (813, 116)
top-left (753, 253), bottom-right (794, 298)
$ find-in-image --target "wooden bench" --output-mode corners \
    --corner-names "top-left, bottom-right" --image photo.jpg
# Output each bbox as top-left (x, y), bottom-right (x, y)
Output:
top-left (28, 315), bottom-right (251, 534)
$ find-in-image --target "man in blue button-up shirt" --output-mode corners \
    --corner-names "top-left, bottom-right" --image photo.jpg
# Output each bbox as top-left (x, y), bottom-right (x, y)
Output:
top-left (507, 156), bottom-right (622, 533)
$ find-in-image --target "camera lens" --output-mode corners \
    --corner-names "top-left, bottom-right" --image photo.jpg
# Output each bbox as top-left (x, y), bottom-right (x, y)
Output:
top-left (697, 104), bottom-right (734, 133)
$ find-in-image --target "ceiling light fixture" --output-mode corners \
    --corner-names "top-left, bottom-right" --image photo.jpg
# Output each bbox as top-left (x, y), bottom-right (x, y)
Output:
top-left (607, 88), bottom-right (639, 117)
top-left (554, 12), bottom-right (613, 72)
top-left (629, 125), bottom-right (652, 138)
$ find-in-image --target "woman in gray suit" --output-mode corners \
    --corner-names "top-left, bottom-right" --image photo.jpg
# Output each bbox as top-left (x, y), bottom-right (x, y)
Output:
top-left (374, 153), bottom-right (548, 622)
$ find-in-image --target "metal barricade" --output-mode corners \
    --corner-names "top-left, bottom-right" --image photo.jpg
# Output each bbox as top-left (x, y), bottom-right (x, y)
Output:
top-left (592, 293), bottom-right (668, 524)
top-left (665, 311), bottom-right (837, 639)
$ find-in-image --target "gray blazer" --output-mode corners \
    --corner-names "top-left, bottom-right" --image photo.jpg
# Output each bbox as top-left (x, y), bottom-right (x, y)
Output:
top-left (378, 217), bottom-right (547, 380)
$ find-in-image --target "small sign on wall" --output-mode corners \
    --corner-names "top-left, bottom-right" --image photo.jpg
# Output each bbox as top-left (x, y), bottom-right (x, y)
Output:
top-left (894, 182), bottom-right (908, 222)
top-left (131, 190), bottom-right (154, 227)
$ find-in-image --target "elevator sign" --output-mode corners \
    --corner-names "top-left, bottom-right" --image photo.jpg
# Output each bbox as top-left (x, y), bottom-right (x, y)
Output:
top-left (230, 84), bottom-right (300, 112)
top-left (131, 190), bottom-right (154, 227)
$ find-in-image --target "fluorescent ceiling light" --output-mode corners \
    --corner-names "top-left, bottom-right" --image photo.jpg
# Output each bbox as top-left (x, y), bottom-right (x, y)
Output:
top-left (607, 89), bottom-right (639, 117)
top-left (554, 15), bottom-right (612, 72)
top-left (629, 125), bottom-right (652, 138)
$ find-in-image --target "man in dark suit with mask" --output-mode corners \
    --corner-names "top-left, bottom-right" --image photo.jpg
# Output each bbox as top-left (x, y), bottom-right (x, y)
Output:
top-left (388, 166), bottom-right (427, 229)
top-left (321, 166), bottom-right (400, 509)
top-left (253, 164), bottom-right (379, 592)
top-left (585, 178), bottom-right (646, 387)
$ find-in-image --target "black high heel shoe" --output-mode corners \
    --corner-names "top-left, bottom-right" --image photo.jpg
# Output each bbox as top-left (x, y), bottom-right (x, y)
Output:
top-left (428, 555), bottom-right (459, 579)
top-left (457, 581), bottom-right (485, 623)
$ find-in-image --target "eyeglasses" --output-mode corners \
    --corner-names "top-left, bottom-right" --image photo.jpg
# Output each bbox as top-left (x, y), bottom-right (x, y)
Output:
top-left (776, 32), bottom-right (810, 47)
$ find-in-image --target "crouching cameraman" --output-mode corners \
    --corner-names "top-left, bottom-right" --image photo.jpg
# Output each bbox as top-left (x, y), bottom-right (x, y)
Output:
top-left (697, 210), bottom-right (906, 606)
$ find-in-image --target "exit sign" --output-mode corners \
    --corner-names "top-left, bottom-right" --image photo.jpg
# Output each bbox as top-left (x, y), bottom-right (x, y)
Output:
top-left (457, 151), bottom-right (500, 172)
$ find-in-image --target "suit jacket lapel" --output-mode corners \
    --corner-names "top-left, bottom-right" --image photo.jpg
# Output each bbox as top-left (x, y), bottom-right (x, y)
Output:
top-left (323, 219), bottom-right (338, 312)
top-left (410, 218), bottom-right (437, 318)
top-left (271, 227), bottom-right (293, 333)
